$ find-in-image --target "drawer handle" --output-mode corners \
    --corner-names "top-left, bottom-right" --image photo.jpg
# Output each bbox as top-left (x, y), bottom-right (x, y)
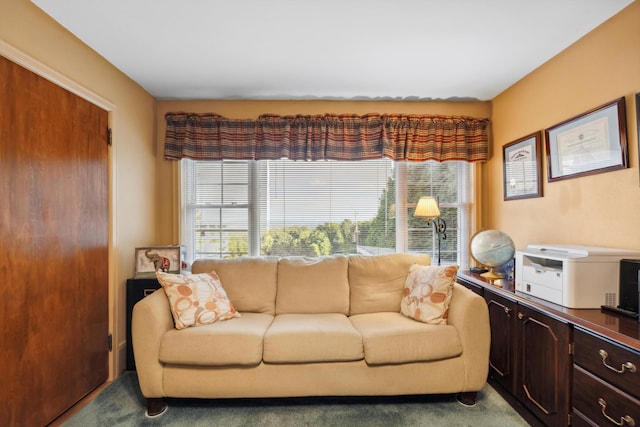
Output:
top-left (599, 350), bottom-right (637, 374)
top-left (598, 398), bottom-right (635, 426)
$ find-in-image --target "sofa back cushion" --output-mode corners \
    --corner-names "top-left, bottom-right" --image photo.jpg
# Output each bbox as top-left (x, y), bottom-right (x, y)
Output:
top-left (191, 257), bottom-right (278, 314)
top-left (348, 253), bottom-right (431, 315)
top-left (276, 255), bottom-right (349, 314)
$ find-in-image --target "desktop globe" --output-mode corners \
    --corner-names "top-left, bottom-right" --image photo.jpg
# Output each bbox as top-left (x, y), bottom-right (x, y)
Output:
top-left (469, 230), bottom-right (515, 280)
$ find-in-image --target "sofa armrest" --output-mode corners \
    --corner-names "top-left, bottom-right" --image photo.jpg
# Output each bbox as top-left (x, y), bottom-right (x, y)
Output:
top-left (132, 289), bottom-right (173, 398)
top-left (447, 283), bottom-right (490, 391)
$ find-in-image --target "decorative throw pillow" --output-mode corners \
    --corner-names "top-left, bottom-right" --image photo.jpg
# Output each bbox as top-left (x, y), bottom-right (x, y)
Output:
top-left (400, 264), bottom-right (459, 325)
top-left (156, 271), bottom-right (240, 329)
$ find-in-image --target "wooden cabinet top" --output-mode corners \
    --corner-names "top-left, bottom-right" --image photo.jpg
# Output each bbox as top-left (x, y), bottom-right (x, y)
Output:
top-left (457, 271), bottom-right (640, 351)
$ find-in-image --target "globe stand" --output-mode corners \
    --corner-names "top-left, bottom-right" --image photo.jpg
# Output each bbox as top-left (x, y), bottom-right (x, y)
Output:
top-left (480, 267), bottom-right (506, 281)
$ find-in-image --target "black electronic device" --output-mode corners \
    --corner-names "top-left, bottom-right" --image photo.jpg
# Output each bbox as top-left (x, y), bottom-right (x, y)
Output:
top-left (600, 259), bottom-right (640, 320)
top-left (600, 304), bottom-right (638, 319)
top-left (618, 259), bottom-right (640, 314)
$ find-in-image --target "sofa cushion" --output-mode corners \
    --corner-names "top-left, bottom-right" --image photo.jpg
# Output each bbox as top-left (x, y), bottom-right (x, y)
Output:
top-left (348, 253), bottom-right (431, 315)
top-left (401, 264), bottom-right (458, 325)
top-left (276, 256), bottom-right (349, 314)
top-left (263, 314), bottom-right (364, 363)
top-left (159, 313), bottom-right (274, 366)
top-left (156, 271), bottom-right (240, 329)
top-left (349, 312), bottom-right (462, 364)
top-left (191, 257), bottom-right (278, 315)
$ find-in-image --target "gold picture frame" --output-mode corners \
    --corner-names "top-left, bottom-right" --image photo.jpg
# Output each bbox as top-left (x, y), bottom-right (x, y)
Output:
top-left (134, 245), bottom-right (185, 278)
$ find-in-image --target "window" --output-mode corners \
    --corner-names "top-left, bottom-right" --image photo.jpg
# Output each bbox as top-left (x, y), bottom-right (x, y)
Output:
top-left (181, 159), bottom-right (472, 266)
top-left (182, 161), bottom-right (251, 259)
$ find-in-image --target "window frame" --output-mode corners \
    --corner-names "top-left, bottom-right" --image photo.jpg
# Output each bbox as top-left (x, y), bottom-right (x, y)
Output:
top-left (181, 159), bottom-right (473, 266)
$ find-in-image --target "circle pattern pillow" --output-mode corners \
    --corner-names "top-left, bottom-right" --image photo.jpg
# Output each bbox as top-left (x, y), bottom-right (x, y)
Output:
top-left (400, 264), bottom-right (459, 325)
top-left (156, 271), bottom-right (240, 329)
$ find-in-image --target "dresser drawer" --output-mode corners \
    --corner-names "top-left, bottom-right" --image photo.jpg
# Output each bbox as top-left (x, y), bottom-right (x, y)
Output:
top-left (572, 409), bottom-right (600, 427)
top-left (571, 408), bottom-right (599, 427)
top-left (573, 327), bottom-right (640, 400)
top-left (573, 365), bottom-right (639, 427)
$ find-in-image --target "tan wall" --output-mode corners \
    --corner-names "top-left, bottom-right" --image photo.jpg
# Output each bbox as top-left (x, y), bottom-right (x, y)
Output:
top-left (488, 1), bottom-right (640, 251)
top-left (1, 0), bottom-right (157, 378)
top-left (155, 100), bottom-right (492, 244)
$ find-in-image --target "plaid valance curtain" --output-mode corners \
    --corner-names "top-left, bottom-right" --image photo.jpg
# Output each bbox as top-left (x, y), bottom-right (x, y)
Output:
top-left (164, 112), bottom-right (489, 162)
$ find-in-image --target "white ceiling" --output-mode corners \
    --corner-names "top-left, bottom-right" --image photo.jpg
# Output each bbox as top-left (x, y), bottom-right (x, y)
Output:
top-left (32, 0), bottom-right (633, 101)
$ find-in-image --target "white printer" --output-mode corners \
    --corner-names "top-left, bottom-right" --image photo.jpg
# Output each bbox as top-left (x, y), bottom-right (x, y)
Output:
top-left (515, 244), bottom-right (640, 308)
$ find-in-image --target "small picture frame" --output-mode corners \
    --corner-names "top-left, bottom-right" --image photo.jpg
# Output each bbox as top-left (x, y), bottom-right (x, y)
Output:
top-left (545, 97), bottom-right (628, 182)
top-left (135, 246), bottom-right (185, 278)
top-left (503, 131), bottom-right (543, 201)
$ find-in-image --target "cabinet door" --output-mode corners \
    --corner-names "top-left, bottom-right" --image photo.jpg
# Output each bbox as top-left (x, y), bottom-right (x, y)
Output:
top-left (485, 289), bottom-right (518, 393)
top-left (517, 304), bottom-right (571, 427)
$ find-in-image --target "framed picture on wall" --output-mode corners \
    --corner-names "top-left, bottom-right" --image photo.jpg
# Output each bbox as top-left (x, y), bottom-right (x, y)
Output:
top-left (503, 131), bottom-right (543, 200)
top-left (545, 97), bottom-right (628, 182)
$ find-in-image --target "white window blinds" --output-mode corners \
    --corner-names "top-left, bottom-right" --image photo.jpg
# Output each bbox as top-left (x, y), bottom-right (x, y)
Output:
top-left (259, 159), bottom-right (394, 256)
top-left (181, 159), bottom-right (472, 265)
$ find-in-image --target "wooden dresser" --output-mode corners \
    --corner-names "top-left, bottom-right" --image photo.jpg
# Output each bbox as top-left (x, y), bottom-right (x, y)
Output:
top-left (457, 271), bottom-right (640, 427)
top-left (572, 327), bottom-right (639, 426)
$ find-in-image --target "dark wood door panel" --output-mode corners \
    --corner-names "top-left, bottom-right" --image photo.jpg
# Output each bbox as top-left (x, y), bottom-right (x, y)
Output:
top-left (485, 290), bottom-right (518, 393)
top-left (0, 55), bottom-right (108, 427)
top-left (517, 305), bottom-right (571, 427)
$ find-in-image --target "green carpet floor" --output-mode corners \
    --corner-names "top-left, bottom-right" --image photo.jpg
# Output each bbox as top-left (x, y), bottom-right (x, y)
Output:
top-left (63, 372), bottom-right (530, 426)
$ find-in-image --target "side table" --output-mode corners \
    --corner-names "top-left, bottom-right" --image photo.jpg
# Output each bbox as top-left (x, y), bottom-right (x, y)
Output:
top-left (126, 277), bottom-right (161, 370)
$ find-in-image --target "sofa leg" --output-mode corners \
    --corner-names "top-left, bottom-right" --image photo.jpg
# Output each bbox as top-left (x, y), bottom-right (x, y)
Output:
top-left (145, 398), bottom-right (168, 418)
top-left (456, 391), bottom-right (478, 407)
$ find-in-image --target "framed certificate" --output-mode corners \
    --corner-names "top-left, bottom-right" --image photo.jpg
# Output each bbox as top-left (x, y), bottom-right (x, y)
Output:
top-left (545, 97), bottom-right (628, 182)
top-left (503, 131), bottom-right (543, 200)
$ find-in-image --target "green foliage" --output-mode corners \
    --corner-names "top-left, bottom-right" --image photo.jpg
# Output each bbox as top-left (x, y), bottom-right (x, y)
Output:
top-left (317, 220), bottom-right (358, 254)
top-left (339, 219), bottom-right (358, 253)
top-left (226, 233), bottom-right (248, 258)
top-left (317, 222), bottom-right (344, 247)
top-left (261, 226), bottom-right (332, 257)
top-left (364, 176), bottom-right (395, 248)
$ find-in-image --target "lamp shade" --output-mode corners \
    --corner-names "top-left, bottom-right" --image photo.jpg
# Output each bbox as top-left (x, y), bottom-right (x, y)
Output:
top-left (414, 196), bottom-right (441, 218)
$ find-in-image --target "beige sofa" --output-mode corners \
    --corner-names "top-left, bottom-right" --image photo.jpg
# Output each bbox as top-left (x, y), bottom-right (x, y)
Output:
top-left (132, 253), bottom-right (490, 417)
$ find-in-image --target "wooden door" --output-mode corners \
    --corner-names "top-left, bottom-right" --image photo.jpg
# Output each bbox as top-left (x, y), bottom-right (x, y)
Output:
top-left (0, 55), bottom-right (109, 426)
top-left (485, 289), bottom-right (518, 394)
top-left (517, 304), bottom-right (571, 427)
